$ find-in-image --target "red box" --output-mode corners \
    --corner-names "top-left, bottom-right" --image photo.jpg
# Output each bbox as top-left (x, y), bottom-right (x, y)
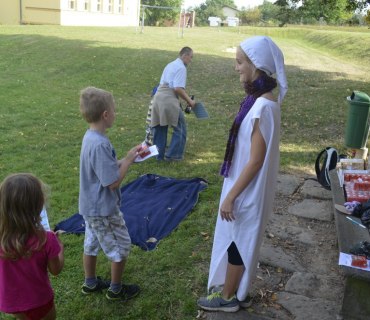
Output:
top-left (351, 255), bottom-right (368, 268)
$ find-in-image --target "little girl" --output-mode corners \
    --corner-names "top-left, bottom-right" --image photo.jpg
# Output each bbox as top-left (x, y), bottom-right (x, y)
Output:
top-left (0, 173), bottom-right (64, 320)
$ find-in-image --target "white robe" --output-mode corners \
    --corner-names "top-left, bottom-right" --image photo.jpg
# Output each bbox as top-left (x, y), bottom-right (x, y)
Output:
top-left (208, 97), bottom-right (280, 301)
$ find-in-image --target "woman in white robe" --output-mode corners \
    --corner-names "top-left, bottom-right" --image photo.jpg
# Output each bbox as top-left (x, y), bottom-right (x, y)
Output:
top-left (198, 36), bottom-right (288, 313)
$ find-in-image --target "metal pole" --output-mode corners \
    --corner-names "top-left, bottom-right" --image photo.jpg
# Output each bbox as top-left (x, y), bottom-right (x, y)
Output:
top-left (136, 0), bottom-right (141, 33)
top-left (141, 6), bottom-right (145, 33)
top-left (19, 0), bottom-right (23, 24)
top-left (181, 9), bottom-right (185, 38)
top-left (177, 8), bottom-right (182, 37)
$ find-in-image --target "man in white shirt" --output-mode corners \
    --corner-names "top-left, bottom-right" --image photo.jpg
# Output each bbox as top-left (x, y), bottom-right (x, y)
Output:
top-left (150, 47), bottom-right (195, 161)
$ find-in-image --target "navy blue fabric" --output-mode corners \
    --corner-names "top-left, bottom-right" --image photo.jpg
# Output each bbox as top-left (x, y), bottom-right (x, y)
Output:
top-left (54, 174), bottom-right (207, 251)
top-left (54, 212), bottom-right (85, 234)
top-left (121, 174), bottom-right (207, 250)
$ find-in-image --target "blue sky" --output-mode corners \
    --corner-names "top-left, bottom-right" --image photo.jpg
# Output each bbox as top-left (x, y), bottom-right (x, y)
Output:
top-left (182, 0), bottom-right (271, 10)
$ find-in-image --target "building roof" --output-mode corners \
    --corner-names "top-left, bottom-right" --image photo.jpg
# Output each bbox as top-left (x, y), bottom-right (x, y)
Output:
top-left (222, 5), bottom-right (239, 12)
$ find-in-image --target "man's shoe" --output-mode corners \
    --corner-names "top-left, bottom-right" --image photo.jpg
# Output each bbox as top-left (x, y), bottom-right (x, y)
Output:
top-left (239, 294), bottom-right (253, 308)
top-left (164, 157), bottom-right (183, 162)
top-left (81, 276), bottom-right (110, 294)
top-left (197, 292), bottom-right (240, 313)
top-left (106, 284), bottom-right (141, 301)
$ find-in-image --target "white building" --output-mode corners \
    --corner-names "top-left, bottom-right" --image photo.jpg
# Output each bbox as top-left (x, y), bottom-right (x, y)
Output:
top-left (0, 0), bottom-right (141, 27)
top-left (222, 5), bottom-right (239, 19)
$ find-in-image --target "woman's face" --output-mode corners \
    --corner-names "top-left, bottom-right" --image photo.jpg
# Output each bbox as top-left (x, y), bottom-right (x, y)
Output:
top-left (235, 47), bottom-right (256, 83)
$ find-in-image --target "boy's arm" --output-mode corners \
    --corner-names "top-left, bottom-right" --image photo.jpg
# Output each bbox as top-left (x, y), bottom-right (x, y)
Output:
top-left (109, 145), bottom-right (141, 190)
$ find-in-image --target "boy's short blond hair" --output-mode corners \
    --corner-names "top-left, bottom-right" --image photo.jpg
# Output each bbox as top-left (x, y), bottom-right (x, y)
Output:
top-left (80, 87), bottom-right (114, 123)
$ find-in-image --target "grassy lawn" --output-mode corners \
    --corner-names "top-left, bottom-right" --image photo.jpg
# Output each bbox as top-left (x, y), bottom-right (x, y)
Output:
top-left (0, 25), bottom-right (369, 319)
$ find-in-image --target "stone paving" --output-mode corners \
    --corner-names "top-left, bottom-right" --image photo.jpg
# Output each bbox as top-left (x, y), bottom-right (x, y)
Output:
top-left (200, 174), bottom-right (344, 320)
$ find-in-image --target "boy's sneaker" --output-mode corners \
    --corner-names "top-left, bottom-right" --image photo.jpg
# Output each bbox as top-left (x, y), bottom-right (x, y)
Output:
top-left (239, 294), bottom-right (253, 308)
top-left (81, 276), bottom-right (110, 295)
top-left (106, 284), bottom-right (141, 301)
top-left (197, 292), bottom-right (240, 313)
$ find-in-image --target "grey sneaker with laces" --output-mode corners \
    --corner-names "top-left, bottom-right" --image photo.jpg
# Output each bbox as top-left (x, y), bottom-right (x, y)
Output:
top-left (209, 285), bottom-right (253, 308)
top-left (197, 292), bottom-right (240, 312)
top-left (81, 276), bottom-right (110, 294)
top-left (106, 284), bottom-right (141, 301)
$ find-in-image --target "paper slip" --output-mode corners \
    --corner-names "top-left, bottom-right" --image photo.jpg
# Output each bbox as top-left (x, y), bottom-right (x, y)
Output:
top-left (192, 102), bottom-right (209, 119)
top-left (40, 208), bottom-right (51, 231)
top-left (135, 145), bottom-right (158, 162)
top-left (334, 204), bottom-right (351, 215)
top-left (339, 252), bottom-right (370, 272)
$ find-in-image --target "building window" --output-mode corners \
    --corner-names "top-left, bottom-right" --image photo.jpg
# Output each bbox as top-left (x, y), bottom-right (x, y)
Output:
top-left (108, 0), bottom-right (113, 13)
top-left (97, 0), bottom-right (101, 12)
top-left (69, 0), bottom-right (76, 10)
top-left (84, 0), bottom-right (90, 11)
top-left (118, 0), bottom-right (123, 14)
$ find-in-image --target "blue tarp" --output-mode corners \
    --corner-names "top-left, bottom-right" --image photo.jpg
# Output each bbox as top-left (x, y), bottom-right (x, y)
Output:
top-left (55, 174), bottom-right (207, 251)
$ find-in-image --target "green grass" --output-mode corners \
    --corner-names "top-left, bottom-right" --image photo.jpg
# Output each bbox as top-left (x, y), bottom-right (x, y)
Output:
top-left (0, 25), bottom-right (369, 319)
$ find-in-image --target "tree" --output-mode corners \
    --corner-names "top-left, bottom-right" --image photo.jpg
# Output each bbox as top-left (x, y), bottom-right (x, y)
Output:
top-left (259, 0), bottom-right (280, 23)
top-left (346, 0), bottom-right (370, 11)
top-left (365, 9), bottom-right (370, 25)
top-left (238, 7), bottom-right (262, 25)
top-left (300, 0), bottom-right (352, 24)
top-left (274, 0), bottom-right (301, 26)
top-left (273, 0), bottom-right (365, 25)
top-left (141, 0), bottom-right (182, 26)
top-left (193, 0), bottom-right (237, 26)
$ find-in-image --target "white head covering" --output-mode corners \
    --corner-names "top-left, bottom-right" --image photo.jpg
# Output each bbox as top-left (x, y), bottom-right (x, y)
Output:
top-left (240, 36), bottom-right (288, 104)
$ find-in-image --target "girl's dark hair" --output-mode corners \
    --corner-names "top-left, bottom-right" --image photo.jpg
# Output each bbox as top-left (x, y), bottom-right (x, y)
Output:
top-left (242, 50), bottom-right (277, 97)
top-left (0, 173), bottom-right (46, 260)
top-left (244, 71), bottom-right (277, 97)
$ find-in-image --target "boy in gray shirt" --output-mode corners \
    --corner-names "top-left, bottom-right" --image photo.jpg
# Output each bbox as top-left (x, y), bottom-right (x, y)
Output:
top-left (79, 87), bottom-right (142, 301)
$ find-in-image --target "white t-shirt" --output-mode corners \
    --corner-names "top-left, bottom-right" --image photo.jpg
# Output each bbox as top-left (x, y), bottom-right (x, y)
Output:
top-left (160, 58), bottom-right (187, 89)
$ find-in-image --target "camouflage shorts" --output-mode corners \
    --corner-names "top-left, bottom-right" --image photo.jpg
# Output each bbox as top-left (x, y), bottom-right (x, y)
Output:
top-left (83, 212), bottom-right (131, 262)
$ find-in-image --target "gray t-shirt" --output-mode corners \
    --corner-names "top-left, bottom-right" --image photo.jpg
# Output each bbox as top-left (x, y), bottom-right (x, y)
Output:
top-left (79, 129), bottom-right (120, 217)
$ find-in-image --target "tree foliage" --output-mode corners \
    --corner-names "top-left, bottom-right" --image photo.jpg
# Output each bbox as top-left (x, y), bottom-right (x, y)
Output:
top-left (141, 0), bottom-right (182, 26)
top-left (365, 9), bottom-right (370, 25)
top-left (273, 0), bottom-right (369, 26)
top-left (274, 0), bottom-right (301, 26)
top-left (300, 0), bottom-right (352, 23)
top-left (346, 0), bottom-right (370, 11)
top-left (238, 7), bottom-right (261, 25)
top-left (259, 0), bottom-right (280, 22)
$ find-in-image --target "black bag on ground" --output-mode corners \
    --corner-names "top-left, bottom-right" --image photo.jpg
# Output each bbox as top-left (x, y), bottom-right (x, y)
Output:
top-left (315, 147), bottom-right (338, 190)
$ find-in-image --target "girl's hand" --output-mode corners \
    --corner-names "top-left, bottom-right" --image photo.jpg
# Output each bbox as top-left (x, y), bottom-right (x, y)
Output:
top-left (220, 197), bottom-right (235, 222)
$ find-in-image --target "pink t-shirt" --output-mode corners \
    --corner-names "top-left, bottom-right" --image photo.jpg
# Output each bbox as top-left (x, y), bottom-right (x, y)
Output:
top-left (0, 231), bottom-right (61, 313)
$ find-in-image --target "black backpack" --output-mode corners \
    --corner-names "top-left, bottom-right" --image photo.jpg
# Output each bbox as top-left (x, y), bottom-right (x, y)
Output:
top-left (315, 147), bottom-right (338, 190)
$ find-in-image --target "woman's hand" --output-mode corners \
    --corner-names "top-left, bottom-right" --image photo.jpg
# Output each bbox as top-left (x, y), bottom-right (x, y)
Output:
top-left (220, 196), bottom-right (236, 222)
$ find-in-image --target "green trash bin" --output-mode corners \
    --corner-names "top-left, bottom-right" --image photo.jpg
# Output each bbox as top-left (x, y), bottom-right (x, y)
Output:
top-left (345, 91), bottom-right (370, 149)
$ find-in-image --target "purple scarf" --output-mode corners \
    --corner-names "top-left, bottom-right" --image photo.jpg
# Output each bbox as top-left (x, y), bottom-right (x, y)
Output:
top-left (220, 73), bottom-right (277, 177)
